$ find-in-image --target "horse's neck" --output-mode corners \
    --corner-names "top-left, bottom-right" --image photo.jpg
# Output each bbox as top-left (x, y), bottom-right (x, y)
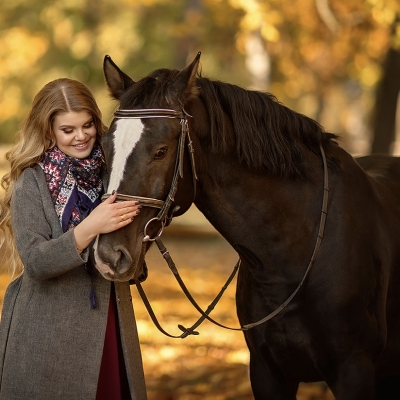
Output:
top-left (193, 152), bottom-right (325, 282)
top-left (196, 174), bottom-right (318, 238)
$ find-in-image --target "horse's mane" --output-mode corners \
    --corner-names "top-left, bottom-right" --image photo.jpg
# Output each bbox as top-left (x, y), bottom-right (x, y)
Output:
top-left (197, 76), bottom-right (338, 176)
top-left (121, 68), bottom-right (338, 177)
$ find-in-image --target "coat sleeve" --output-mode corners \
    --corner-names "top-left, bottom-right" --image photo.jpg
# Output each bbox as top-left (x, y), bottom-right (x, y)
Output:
top-left (11, 168), bottom-right (89, 281)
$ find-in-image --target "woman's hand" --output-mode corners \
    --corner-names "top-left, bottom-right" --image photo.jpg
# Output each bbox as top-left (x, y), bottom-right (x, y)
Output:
top-left (73, 191), bottom-right (141, 252)
top-left (87, 191), bottom-right (141, 234)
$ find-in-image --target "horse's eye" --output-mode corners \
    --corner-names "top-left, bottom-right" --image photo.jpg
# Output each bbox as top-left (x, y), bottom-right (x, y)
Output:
top-left (154, 147), bottom-right (168, 160)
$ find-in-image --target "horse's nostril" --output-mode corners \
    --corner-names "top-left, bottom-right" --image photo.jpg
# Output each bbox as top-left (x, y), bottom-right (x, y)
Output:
top-left (113, 248), bottom-right (132, 275)
top-left (96, 237), bottom-right (138, 279)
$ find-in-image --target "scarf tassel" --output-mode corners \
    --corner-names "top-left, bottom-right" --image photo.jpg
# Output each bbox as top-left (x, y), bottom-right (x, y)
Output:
top-left (90, 282), bottom-right (98, 309)
top-left (85, 262), bottom-right (98, 309)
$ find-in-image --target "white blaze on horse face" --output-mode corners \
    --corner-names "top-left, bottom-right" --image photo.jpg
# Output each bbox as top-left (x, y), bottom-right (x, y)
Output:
top-left (108, 119), bottom-right (144, 192)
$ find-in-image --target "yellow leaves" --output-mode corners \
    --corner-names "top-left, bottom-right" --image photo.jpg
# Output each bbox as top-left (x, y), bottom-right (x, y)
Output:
top-left (284, 80), bottom-right (302, 99)
top-left (53, 19), bottom-right (74, 49)
top-left (122, 0), bottom-right (162, 6)
top-left (393, 24), bottom-right (400, 50)
top-left (97, 16), bottom-right (143, 66)
top-left (359, 64), bottom-right (382, 88)
top-left (229, 0), bottom-right (394, 103)
top-left (229, 0), bottom-right (259, 13)
top-left (371, 6), bottom-right (397, 26)
top-left (368, 0), bottom-right (399, 26)
top-left (232, 0), bottom-right (281, 42)
top-left (0, 28), bottom-right (48, 77)
top-left (241, 12), bottom-right (264, 32)
top-left (70, 30), bottom-right (93, 59)
top-left (261, 23), bottom-right (280, 42)
top-left (226, 348), bottom-right (250, 363)
top-left (0, 28), bottom-right (48, 124)
top-left (0, 86), bottom-right (22, 123)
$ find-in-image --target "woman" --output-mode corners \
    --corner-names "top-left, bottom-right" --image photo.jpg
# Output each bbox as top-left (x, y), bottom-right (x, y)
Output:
top-left (0, 78), bottom-right (147, 400)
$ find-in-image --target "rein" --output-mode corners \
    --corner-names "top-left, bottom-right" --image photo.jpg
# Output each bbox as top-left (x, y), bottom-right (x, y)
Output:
top-left (103, 107), bottom-right (329, 338)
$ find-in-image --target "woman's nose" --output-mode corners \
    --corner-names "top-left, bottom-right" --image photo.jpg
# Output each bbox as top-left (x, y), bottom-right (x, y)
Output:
top-left (75, 129), bottom-right (86, 140)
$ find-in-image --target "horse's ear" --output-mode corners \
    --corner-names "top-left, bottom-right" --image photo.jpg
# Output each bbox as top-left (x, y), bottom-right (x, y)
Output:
top-left (173, 52), bottom-right (201, 102)
top-left (103, 55), bottom-right (135, 100)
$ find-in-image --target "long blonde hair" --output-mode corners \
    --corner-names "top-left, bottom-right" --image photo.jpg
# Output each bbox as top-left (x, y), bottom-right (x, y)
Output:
top-left (0, 78), bottom-right (107, 278)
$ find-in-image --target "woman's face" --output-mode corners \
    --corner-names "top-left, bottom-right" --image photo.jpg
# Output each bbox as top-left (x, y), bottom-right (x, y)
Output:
top-left (52, 111), bottom-right (97, 158)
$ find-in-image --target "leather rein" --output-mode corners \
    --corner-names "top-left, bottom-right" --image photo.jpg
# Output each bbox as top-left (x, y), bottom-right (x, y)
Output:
top-left (102, 108), bottom-right (330, 339)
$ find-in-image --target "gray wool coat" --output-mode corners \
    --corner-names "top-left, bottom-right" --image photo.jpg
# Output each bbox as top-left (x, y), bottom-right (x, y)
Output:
top-left (0, 165), bottom-right (147, 400)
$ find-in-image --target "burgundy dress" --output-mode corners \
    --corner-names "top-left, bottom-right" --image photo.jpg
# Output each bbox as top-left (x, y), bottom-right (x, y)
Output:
top-left (96, 284), bottom-right (131, 400)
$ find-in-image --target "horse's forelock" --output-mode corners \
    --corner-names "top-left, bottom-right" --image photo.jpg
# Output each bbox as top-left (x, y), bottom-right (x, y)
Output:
top-left (120, 69), bottom-right (182, 109)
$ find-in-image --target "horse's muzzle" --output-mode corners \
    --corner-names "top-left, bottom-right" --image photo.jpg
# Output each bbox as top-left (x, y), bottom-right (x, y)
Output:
top-left (94, 237), bottom-right (141, 282)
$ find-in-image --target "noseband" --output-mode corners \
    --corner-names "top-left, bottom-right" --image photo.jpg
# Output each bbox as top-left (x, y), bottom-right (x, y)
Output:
top-left (102, 108), bottom-right (198, 241)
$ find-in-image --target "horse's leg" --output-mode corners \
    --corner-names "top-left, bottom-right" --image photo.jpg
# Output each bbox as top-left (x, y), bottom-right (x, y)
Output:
top-left (326, 354), bottom-right (375, 400)
top-left (248, 352), bottom-right (298, 400)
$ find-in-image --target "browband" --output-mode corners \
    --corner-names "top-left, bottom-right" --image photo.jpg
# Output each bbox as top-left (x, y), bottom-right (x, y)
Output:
top-left (114, 109), bottom-right (185, 119)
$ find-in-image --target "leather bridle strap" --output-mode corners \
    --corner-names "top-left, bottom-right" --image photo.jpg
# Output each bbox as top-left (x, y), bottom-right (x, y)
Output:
top-left (156, 118), bottom-right (187, 223)
top-left (133, 144), bottom-right (330, 337)
top-left (134, 245), bottom-right (241, 338)
top-left (101, 193), bottom-right (164, 209)
top-left (114, 108), bottom-right (184, 119)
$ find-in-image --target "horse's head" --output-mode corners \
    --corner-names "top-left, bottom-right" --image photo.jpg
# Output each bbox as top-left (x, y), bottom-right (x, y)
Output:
top-left (94, 53), bottom-right (201, 282)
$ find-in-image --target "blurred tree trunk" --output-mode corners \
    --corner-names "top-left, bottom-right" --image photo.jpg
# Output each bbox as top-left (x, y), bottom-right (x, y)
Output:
top-left (370, 20), bottom-right (400, 154)
top-left (175, 0), bottom-right (203, 69)
top-left (245, 30), bottom-right (271, 91)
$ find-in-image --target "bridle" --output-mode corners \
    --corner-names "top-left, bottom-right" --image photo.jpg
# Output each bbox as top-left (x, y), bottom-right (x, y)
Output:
top-left (102, 108), bottom-right (198, 241)
top-left (100, 108), bottom-right (330, 339)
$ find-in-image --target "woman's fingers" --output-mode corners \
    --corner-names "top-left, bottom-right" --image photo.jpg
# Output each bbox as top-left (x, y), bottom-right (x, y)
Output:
top-left (117, 207), bottom-right (141, 222)
top-left (102, 191), bottom-right (141, 214)
top-left (102, 190), bottom-right (117, 204)
top-left (102, 191), bottom-right (140, 207)
top-left (117, 204), bottom-right (141, 214)
top-left (91, 191), bottom-right (143, 232)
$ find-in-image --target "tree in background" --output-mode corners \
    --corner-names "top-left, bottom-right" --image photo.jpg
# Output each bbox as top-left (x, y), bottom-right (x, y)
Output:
top-left (370, 16), bottom-right (400, 154)
top-left (0, 0), bottom-right (399, 155)
top-left (230, 0), bottom-right (400, 153)
top-left (0, 0), bottom-right (245, 140)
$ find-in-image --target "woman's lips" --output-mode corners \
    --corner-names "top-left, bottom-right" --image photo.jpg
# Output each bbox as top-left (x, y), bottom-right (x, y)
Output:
top-left (73, 141), bottom-right (89, 150)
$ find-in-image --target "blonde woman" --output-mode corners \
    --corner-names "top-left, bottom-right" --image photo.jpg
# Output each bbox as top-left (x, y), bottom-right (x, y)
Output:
top-left (0, 78), bottom-right (147, 400)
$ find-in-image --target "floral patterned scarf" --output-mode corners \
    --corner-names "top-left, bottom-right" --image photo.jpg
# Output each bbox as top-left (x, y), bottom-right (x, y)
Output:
top-left (40, 144), bottom-right (103, 232)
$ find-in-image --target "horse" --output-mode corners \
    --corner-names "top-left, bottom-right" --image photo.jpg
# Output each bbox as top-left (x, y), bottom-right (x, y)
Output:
top-left (94, 52), bottom-right (400, 399)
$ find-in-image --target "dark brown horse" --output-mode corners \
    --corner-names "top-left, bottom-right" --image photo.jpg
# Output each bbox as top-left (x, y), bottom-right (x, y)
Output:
top-left (94, 52), bottom-right (400, 399)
